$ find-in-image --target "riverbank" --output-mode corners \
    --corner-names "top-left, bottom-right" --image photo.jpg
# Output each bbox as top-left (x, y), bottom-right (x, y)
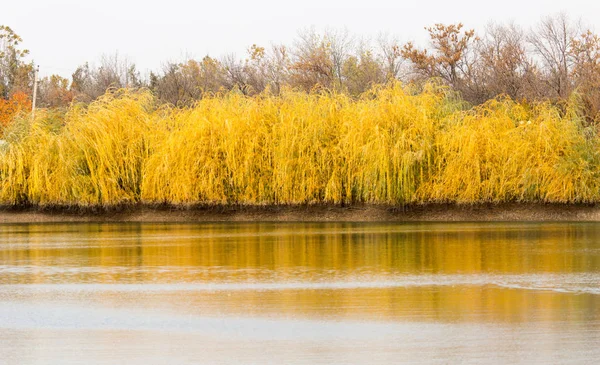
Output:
top-left (1, 203), bottom-right (600, 223)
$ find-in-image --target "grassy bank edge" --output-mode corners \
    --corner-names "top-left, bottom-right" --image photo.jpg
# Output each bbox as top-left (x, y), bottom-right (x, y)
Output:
top-left (1, 203), bottom-right (600, 223)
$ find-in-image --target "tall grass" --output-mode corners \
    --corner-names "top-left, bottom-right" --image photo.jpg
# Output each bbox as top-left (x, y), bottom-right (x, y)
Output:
top-left (1, 83), bottom-right (599, 207)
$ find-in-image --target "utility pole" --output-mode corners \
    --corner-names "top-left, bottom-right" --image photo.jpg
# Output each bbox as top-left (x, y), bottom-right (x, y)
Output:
top-left (31, 65), bottom-right (39, 120)
top-left (125, 59), bottom-right (129, 88)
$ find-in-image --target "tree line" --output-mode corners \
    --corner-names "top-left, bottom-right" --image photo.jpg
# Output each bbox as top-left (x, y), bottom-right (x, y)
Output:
top-left (3, 14), bottom-right (600, 120)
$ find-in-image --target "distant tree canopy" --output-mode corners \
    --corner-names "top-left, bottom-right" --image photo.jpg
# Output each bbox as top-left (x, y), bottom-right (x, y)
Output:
top-left (0, 25), bottom-right (32, 99)
top-left (4, 14), bottom-right (600, 121)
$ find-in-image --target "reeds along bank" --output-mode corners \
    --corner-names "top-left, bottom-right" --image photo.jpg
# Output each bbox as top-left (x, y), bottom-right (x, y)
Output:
top-left (1, 83), bottom-right (598, 207)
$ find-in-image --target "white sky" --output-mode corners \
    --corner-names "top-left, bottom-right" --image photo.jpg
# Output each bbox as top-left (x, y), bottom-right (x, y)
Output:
top-left (4, 0), bottom-right (600, 78)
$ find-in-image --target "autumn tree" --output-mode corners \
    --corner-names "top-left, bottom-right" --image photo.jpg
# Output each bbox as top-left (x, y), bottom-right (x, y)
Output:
top-left (569, 29), bottom-right (600, 120)
top-left (243, 45), bottom-right (269, 94)
top-left (152, 56), bottom-right (224, 105)
top-left (8, 18), bottom-right (600, 111)
top-left (152, 62), bottom-right (197, 105)
top-left (194, 56), bottom-right (222, 93)
top-left (402, 23), bottom-right (478, 96)
top-left (71, 62), bottom-right (96, 102)
top-left (342, 48), bottom-right (385, 96)
top-left (0, 25), bottom-right (33, 99)
top-left (38, 74), bottom-right (74, 108)
top-left (0, 91), bottom-right (31, 135)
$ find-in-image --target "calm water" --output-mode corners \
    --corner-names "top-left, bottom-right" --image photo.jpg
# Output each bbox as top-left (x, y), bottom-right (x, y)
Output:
top-left (1, 222), bottom-right (599, 364)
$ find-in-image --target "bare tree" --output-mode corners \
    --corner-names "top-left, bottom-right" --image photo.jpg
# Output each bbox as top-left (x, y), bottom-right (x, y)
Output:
top-left (71, 62), bottom-right (96, 102)
top-left (264, 44), bottom-right (290, 94)
top-left (324, 28), bottom-right (355, 89)
top-left (477, 22), bottom-right (542, 101)
top-left (221, 53), bottom-right (247, 92)
top-left (290, 28), bottom-right (335, 92)
top-left (528, 13), bottom-right (579, 99)
top-left (377, 33), bottom-right (407, 82)
top-left (570, 29), bottom-right (600, 120)
top-left (71, 53), bottom-right (142, 101)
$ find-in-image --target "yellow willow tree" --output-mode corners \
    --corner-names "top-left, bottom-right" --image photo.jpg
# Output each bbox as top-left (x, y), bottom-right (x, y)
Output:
top-left (1, 84), bottom-right (600, 207)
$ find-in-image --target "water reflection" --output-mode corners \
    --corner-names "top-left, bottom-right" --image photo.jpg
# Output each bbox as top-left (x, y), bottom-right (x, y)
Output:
top-left (0, 222), bottom-right (599, 325)
top-left (1, 222), bottom-right (600, 278)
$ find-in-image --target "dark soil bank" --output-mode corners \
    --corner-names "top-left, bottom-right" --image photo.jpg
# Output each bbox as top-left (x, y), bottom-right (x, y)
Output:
top-left (2, 203), bottom-right (600, 223)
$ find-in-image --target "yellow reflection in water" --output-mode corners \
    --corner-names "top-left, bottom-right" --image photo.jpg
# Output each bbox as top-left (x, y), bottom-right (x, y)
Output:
top-left (1, 222), bottom-right (599, 323)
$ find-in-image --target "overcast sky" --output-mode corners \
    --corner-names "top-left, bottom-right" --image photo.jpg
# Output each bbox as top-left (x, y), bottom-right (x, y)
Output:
top-left (4, 0), bottom-right (600, 78)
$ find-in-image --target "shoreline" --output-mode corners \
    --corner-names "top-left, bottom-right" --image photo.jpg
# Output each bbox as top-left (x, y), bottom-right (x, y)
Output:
top-left (2, 203), bottom-right (600, 223)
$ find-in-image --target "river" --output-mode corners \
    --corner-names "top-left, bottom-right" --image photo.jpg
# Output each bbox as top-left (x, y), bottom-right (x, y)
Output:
top-left (1, 222), bottom-right (599, 364)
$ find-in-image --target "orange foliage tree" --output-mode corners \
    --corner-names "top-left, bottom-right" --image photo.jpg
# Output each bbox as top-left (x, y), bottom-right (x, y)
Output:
top-left (0, 91), bottom-right (31, 133)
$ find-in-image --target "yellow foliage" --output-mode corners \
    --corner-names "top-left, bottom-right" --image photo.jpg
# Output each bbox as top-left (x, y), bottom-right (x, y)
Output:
top-left (1, 83), bottom-right (599, 207)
